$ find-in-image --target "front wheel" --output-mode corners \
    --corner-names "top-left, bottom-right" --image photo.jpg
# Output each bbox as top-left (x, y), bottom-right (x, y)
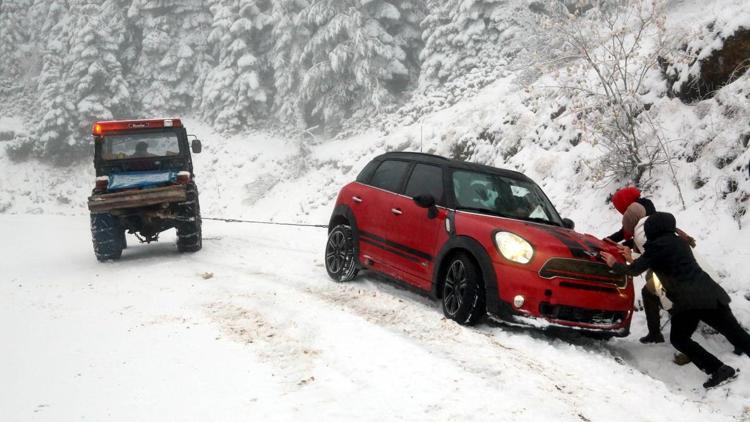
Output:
top-left (325, 224), bottom-right (359, 282)
top-left (441, 253), bottom-right (486, 325)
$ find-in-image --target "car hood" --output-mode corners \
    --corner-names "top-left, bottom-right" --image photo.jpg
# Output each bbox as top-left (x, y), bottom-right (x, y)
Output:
top-left (520, 223), bottom-right (619, 262)
top-left (108, 170), bottom-right (177, 191)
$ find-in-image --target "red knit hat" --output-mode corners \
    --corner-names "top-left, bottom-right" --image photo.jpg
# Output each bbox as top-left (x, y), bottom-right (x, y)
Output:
top-left (611, 187), bottom-right (641, 214)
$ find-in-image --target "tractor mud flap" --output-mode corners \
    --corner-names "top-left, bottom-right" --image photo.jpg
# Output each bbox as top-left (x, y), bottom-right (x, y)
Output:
top-left (88, 185), bottom-right (187, 213)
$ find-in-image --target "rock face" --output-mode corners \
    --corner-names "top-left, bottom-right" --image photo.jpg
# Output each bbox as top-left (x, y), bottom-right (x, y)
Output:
top-left (678, 28), bottom-right (750, 102)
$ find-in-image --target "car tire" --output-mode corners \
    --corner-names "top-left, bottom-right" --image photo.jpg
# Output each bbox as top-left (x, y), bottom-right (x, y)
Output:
top-left (91, 213), bottom-right (124, 261)
top-left (441, 253), bottom-right (486, 325)
top-left (177, 183), bottom-right (202, 253)
top-left (325, 224), bottom-right (359, 282)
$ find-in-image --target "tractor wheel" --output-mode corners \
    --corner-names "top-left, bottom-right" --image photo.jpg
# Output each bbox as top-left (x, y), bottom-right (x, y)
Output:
top-left (177, 183), bottom-right (202, 253)
top-left (91, 213), bottom-right (124, 261)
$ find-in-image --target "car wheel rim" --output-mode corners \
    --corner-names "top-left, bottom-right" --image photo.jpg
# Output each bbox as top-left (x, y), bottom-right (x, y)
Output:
top-left (444, 260), bottom-right (466, 316)
top-left (326, 230), bottom-right (347, 275)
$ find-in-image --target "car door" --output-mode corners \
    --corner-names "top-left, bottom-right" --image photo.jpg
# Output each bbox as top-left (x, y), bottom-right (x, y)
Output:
top-left (354, 159), bottom-right (411, 276)
top-left (388, 163), bottom-right (446, 289)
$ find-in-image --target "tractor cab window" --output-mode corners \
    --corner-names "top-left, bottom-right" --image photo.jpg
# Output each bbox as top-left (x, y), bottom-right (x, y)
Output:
top-left (102, 132), bottom-right (181, 160)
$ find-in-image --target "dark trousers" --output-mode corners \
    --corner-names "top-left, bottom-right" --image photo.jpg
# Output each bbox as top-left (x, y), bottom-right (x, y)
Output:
top-left (642, 286), bottom-right (662, 335)
top-left (670, 304), bottom-right (750, 374)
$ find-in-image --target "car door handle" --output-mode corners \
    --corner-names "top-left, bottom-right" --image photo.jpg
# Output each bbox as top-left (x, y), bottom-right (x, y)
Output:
top-left (391, 208), bottom-right (402, 215)
top-left (352, 196), bottom-right (363, 203)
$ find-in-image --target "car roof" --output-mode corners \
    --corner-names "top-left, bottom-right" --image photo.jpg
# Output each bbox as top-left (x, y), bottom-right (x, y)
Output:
top-left (374, 151), bottom-right (531, 181)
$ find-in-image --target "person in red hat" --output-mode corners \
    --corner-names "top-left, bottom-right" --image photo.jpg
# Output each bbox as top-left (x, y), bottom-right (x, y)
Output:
top-left (605, 186), bottom-right (656, 243)
top-left (604, 187), bottom-right (695, 344)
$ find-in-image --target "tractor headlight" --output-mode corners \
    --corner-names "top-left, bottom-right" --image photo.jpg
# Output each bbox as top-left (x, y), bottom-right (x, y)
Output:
top-left (494, 231), bottom-right (534, 264)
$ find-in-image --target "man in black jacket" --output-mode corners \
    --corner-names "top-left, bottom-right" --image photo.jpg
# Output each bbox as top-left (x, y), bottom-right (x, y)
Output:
top-left (601, 212), bottom-right (750, 388)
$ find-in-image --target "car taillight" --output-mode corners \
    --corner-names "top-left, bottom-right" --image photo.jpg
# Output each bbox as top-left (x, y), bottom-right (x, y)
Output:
top-left (95, 176), bottom-right (109, 191)
top-left (176, 171), bottom-right (191, 184)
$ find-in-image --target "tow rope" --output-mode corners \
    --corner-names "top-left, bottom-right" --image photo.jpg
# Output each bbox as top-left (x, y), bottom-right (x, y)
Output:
top-left (202, 216), bottom-right (328, 229)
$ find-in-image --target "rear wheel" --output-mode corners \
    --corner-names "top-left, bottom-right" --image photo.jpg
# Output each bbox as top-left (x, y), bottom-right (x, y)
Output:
top-left (325, 224), bottom-right (359, 282)
top-left (177, 183), bottom-right (202, 253)
top-left (441, 253), bottom-right (486, 325)
top-left (90, 213), bottom-right (124, 261)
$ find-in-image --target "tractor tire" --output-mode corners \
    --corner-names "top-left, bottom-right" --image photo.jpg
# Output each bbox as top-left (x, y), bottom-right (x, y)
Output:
top-left (177, 183), bottom-right (202, 253)
top-left (441, 253), bottom-right (486, 325)
top-left (91, 213), bottom-right (124, 261)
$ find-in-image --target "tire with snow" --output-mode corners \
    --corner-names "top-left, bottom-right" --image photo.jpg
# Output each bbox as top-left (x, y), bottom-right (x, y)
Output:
top-left (441, 253), bottom-right (486, 325)
top-left (177, 183), bottom-right (202, 253)
top-left (90, 213), bottom-right (124, 261)
top-left (325, 224), bottom-right (359, 282)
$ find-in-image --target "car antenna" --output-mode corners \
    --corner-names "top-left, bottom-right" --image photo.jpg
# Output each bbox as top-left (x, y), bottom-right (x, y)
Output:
top-left (420, 121), bottom-right (423, 153)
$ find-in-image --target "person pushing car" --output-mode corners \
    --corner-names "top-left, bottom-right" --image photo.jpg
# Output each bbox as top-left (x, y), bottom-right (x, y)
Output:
top-left (601, 212), bottom-right (750, 388)
top-left (604, 187), bottom-right (694, 344)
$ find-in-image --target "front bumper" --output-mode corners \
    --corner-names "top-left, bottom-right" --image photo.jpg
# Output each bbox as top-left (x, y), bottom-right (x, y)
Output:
top-left (491, 259), bottom-right (634, 335)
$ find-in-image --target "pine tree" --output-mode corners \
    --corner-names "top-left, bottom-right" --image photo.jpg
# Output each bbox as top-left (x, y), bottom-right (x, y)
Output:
top-left (200, 0), bottom-right (274, 132)
top-left (419, 0), bottom-right (538, 91)
top-left (0, 0), bottom-right (32, 82)
top-left (297, 0), bottom-right (419, 132)
top-left (63, 0), bottom-right (132, 148)
top-left (268, 0), bottom-right (310, 129)
top-left (127, 0), bottom-right (214, 115)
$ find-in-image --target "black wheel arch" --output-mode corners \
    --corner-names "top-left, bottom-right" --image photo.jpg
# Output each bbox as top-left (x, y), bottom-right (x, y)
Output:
top-left (432, 236), bottom-right (502, 316)
top-left (329, 204), bottom-right (360, 259)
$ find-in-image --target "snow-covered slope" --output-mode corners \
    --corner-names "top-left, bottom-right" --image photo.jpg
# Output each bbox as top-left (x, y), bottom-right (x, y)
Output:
top-left (1, 215), bottom-right (748, 421)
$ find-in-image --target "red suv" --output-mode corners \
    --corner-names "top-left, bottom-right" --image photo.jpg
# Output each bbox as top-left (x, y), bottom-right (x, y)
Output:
top-left (325, 152), bottom-right (634, 336)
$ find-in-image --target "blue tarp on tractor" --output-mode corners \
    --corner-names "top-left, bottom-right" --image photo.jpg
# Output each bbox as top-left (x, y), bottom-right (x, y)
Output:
top-left (108, 170), bottom-right (177, 191)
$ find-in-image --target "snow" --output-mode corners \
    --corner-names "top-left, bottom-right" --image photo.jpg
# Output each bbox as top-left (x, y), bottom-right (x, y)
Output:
top-left (1, 215), bottom-right (748, 421)
top-left (2, 0), bottom-right (750, 419)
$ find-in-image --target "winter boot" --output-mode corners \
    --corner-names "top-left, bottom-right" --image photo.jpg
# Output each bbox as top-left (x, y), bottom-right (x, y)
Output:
top-left (703, 365), bottom-right (737, 389)
top-left (673, 352), bottom-right (691, 366)
top-left (639, 332), bottom-right (665, 344)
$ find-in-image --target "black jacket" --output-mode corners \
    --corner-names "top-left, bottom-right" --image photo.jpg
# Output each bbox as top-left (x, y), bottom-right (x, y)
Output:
top-left (612, 212), bottom-right (730, 312)
top-left (607, 197), bottom-right (656, 242)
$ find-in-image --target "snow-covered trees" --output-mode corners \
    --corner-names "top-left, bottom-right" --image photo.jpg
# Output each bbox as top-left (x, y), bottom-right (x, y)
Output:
top-left (200, 0), bottom-right (273, 132)
top-left (544, 0), bottom-right (678, 189)
top-left (127, 0), bottom-right (214, 116)
top-left (64, 1), bottom-right (132, 139)
top-left (4, 0), bottom-right (434, 162)
top-left (0, 0), bottom-right (31, 81)
top-left (296, 0), bottom-right (423, 132)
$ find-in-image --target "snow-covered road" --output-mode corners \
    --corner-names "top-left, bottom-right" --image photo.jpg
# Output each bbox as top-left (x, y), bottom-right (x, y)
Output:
top-left (1, 215), bottom-right (748, 421)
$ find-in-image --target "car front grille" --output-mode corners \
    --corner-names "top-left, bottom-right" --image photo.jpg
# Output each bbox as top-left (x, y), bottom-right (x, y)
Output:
top-left (539, 258), bottom-right (627, 289)
top-left (539, 303), bottom-right (626, 326)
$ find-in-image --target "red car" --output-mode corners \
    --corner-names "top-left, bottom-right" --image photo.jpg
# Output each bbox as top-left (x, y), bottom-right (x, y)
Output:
top-left (325, 152), bottom-right (634, 336)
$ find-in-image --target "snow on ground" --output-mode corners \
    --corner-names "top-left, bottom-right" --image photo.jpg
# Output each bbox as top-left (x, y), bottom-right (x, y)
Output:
top-left (1, 214), bottom-right (749, 422)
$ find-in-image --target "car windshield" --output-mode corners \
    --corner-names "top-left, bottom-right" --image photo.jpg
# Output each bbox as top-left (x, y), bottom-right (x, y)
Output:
top-left (452, 169), bottom-right (563, 226)
top-left (101, 132), bottom-right (180, 160)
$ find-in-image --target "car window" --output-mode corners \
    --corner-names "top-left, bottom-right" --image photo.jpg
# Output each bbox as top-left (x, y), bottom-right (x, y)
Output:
top-left (405, 164), bottom-right (443, 204)
top-left (368, 160), bottom-right (410, 193)
top-left (356, 160), bottom-right (380, 184)
top-left (452, 169), bottom-right (562, 225)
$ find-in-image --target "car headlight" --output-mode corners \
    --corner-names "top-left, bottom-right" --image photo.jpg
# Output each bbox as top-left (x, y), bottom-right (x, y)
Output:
top-left (494, 231), bottom-right (534, 264)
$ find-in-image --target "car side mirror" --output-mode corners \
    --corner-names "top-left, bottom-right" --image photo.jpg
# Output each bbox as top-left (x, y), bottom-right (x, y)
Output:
top-left (562, 218), bottom-right (575, 230)
top-left (191, 139), bottom-right (202, 154)
top-left (414, 194), bottom-right (438, 219)
top-left (413, 194), bottom-right (436, 208)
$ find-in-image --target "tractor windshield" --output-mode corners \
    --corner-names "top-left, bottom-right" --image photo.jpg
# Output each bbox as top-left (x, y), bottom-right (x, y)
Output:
top-left (451, 169), bottom-right (563, 226)
top-left (102, 132), bottom-right (181, 160)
